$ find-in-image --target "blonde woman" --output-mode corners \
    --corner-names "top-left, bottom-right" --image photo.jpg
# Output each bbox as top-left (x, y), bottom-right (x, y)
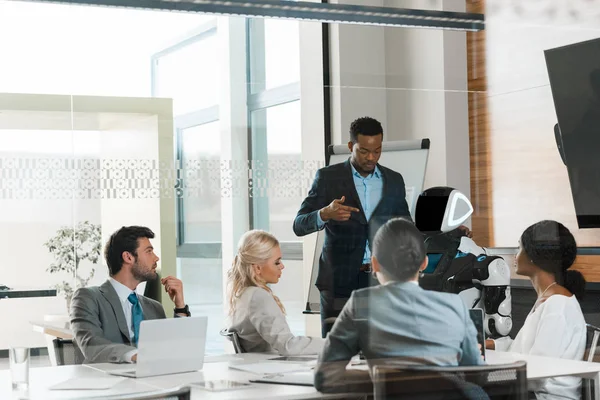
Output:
top-left (227, 230), bottom-right (324, 355)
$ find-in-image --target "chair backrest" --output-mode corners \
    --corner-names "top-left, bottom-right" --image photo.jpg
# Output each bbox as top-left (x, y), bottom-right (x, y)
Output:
top-left (91, 386), bottom-right (191, 400)
top-left (586, 323), bottom-right (600, 362)
top-left (583, 324), bottom-right (600, 399)
top-left (52, 338), bottom-right (84, 365)
top-left (372, 361), bottom-right (527, 400)
top-left (219, 328), bottom-right (246, 354)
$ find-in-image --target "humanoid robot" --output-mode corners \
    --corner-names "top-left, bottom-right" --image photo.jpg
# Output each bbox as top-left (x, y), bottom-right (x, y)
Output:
top-left (415, 187), bottom-right (512, 339)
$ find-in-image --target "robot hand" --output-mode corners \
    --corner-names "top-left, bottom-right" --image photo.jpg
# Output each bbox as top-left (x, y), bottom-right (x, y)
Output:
top-left (485, 313), bottom-right (513, 337)
top-left (470, 247), bottom-right (513, 339)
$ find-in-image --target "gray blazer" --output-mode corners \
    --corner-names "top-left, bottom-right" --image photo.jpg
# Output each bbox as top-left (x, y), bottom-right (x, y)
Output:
top-left (70, 280), bottom-right (166, 363)
top-left (314, 282), bottom-right (484, 393)
top-left (229, 286), bottom-right (324, 355)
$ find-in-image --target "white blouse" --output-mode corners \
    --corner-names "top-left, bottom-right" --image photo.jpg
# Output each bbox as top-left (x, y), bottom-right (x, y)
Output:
top-left (229, 286), bottom-right (324, 355)
top-left (494, 295), bottom-right (586, 400)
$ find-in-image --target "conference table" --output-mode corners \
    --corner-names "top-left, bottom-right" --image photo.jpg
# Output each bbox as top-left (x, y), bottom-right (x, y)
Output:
top-left (2, 351), bottom-right (600, 399)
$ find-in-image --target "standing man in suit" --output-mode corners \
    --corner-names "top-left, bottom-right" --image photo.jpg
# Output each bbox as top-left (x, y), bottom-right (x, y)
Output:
top-left (70, 226), bottom-right (191, 363)
top-left (293, 116), bottom-right (411, 337)
top-left (314, 218), bottom-right (483, 394)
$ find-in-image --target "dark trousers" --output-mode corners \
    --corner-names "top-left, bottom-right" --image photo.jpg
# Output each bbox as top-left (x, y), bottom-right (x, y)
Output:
top-left (319, 271), bottom-right (377, 338)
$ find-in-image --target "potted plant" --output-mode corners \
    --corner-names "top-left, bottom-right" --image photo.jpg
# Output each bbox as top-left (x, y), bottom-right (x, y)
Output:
top-left (44, 221), bottom-right (102, 308)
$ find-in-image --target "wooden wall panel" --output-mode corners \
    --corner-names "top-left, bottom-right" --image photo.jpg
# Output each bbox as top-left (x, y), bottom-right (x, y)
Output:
top-left (467, 0), bottom-right (600, 281)
top-left (466, 0), bottom-right (493, 247)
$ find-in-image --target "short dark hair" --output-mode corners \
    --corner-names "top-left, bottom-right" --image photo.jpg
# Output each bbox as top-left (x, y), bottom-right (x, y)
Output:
top-left (373, 218), bottom-right (425, 282)
top-left (520, 220), bottom-right (585, 300)
top-left (349, 117), bottom-right (384, 143)
top-left (104, 226), bottom-right (155, 276)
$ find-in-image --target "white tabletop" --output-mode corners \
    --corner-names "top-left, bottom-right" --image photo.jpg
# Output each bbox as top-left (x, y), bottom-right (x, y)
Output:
top-left (4, 351), bottom-right (600, 400)
top-left (0, 364), bottom-right (158, 400)
top-left (0, 353), bottom-right (348, 400)
top-left (486, 350), bottom-right (600, 380)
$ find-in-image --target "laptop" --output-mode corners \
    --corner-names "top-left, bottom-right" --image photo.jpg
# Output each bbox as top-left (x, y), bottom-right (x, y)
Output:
top-left (95, 316), bottom-right (208, 378)
top-left (469, 308), bottom-right (486, 360)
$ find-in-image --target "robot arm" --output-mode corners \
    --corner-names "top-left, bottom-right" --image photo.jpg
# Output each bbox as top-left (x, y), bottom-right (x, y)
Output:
top-left (465, 239), bottom-right (512, 339)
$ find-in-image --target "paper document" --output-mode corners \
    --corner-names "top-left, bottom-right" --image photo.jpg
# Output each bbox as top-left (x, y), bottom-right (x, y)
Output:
top-left (50, 377), bottom-right (125, 390)
top-left (229, 362), bottom-right (312, 375)
top-left (250, 371), bottom-right (314, 387)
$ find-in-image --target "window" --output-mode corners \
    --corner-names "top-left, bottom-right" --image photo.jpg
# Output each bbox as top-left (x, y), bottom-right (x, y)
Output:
top-left (248, 18), bottom-right (302, 247)
top-left (0, 1), bottom-right (210, 96)
top-left (153, 29), bottom-right (219, 115)
top-left (247, 18), bottom-right (304, 335)
top-left (152, 21), bottom-right (221, 251)
top-left (180, 121), bottom-right (222, 243)
top-left (249, 19), bottom-right (301, 93)
top-left (152, 21), bottom-right (224, 354)
top-left (250, 100), bottom-right (302, 242)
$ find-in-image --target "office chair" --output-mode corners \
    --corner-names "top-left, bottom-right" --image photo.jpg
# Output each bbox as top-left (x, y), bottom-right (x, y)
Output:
top-left (586, 323), bottom-right (600, 362)
top-left (52, 338), bottom-right (84, 365)
top-left (219, 328), bottom-right (246, 353)
top-left (583, 323), bottom-right (600, 400)
top-left (90, 386), bottom-right (191, 400)
top-left (372, 361), bottom-right (527, 400)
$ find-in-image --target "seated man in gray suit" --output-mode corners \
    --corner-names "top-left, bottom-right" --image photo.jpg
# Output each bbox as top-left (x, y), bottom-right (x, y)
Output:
top-left (70, 226), bottom-right (190, 364)
top-left (314, 218), bottom-right (483, 393)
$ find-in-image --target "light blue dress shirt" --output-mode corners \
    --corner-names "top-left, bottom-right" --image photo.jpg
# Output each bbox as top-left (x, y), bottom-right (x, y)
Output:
top-left (316, 164), bottom-right (383, 264)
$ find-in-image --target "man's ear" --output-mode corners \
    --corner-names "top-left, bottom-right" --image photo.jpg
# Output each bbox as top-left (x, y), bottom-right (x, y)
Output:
top-left (418, 255), bottom-right (428, 272)
top-left (371, 256), bottom-right (381, 273)
top-left (122, 251), bottom-right (134, 265)
top-left (347, 141), bottom-right (354, 152)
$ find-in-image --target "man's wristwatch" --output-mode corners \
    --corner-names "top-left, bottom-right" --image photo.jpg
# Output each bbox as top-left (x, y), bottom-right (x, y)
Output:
top-left (174, 304), bottom-right (191, 316)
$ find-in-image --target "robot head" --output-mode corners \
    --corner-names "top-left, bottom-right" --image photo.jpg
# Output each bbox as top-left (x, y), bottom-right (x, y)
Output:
top-left (415, 186), bottom-right (473, 233)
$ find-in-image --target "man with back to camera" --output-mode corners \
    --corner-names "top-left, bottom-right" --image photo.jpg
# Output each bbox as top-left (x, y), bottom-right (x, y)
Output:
top-left (293, 116), bottom-right (412, 337)
top-left (314, 218), bottom-right (484, 394)
top-left (70, 226), bottom-right (191, 364)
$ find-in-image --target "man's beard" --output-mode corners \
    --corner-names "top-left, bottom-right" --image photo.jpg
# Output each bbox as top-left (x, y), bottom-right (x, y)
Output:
top-left (131, 260), bottom-right (157, 282)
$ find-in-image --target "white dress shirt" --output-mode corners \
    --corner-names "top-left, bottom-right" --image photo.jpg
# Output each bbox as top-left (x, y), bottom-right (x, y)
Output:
top-left (494, 294), bottom-right (586, 400)
top-left (108, 278), bottom-right (140, 363)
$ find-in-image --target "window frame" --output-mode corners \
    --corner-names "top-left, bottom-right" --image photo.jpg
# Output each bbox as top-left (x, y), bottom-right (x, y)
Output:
top-left (151, 19), bottom-right (222, 258)
top-left (246, 18), bottom-right (302, 260)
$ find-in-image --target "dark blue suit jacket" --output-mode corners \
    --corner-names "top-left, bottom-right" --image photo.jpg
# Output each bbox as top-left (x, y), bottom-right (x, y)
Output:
top-left (293, 159), bottom-right (411, 297)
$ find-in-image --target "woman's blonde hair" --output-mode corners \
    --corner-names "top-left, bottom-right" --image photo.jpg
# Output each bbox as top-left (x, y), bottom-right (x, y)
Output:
top-left (227, 229), bottom-right (286, 315)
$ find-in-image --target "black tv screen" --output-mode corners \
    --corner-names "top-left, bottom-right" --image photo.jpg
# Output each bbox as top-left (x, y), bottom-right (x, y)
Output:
top-left (545, 38), bottom-right (600, 228)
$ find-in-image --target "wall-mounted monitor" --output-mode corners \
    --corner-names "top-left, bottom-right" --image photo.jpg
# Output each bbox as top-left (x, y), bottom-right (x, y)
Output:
top-left (545, 38), bottom-right (600, 228)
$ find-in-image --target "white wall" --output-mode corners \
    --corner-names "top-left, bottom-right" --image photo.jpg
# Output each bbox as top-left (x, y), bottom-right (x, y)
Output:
top-left (385, 0), bottom-right (469, 197)
top-left (0, 107), bottom-right (102, 349)
top-left (330, 20), bottom-right (388, 145)
top-left (97, 113), bottom-right (164, 297)
top-left (0, 94), bottom-right (175, 349)
top-left (330, 0), bottom-right (470, 197)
